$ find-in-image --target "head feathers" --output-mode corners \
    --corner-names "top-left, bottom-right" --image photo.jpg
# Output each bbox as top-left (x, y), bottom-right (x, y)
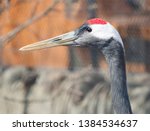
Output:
top-left (87, 18), bottom-right (107, 25)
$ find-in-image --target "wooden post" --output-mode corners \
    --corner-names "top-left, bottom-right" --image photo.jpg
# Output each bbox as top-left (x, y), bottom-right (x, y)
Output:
top-left (145, 41), bottom-right (150, 72)
top-left (87, 0), bottom-right (99, 68)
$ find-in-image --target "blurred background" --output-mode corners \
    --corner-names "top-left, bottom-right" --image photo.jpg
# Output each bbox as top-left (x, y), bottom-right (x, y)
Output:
top-left (0, 0), bottom-right (150, 113)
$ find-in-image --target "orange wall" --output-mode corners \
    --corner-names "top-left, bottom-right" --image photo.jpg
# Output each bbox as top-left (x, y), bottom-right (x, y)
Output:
top-left (0, 0), bottom-right (149, 72)
top-left (1, 0), bottom-right (83, 67)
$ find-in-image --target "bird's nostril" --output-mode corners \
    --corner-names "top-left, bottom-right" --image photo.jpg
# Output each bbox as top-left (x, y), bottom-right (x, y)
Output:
top-left (53, 38), bottom-right (62, 42)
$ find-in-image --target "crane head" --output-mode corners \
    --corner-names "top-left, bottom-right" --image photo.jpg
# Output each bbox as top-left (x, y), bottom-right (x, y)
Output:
top-left (19, 18), bottom-right (123, 51)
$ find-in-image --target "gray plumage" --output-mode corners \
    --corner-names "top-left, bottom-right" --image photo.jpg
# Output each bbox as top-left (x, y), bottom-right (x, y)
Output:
top-left (99, 38), bottom-right (132, 113)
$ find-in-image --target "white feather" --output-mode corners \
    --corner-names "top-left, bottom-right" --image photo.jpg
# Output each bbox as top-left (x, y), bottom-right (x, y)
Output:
top-left (90, 23), bottom-right (124, 47)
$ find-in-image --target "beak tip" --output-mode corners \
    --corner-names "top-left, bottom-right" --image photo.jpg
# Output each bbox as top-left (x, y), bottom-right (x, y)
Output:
top-left (19, 47), bottom-right (24, 51)
top-left (19, 47), bottom-right (28, 51)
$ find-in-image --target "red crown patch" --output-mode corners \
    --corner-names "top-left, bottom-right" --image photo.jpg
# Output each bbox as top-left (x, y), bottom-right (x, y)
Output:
top-left (87, 18), bottom-right (107, 25)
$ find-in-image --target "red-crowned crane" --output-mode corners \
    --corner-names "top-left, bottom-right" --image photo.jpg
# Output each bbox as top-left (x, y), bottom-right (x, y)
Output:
top-left (20, 18), bottom-right (132, 114)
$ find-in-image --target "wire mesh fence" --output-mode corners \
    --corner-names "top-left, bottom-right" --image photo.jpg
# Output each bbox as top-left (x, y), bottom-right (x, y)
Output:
top-left (0, 0), bottom-right (150, 113)
top-left (0, 0), bottom-right (149, 71)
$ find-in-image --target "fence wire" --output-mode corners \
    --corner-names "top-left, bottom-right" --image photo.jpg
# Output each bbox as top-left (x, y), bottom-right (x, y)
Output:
top-left (0, 0), bottom-right (150, 114)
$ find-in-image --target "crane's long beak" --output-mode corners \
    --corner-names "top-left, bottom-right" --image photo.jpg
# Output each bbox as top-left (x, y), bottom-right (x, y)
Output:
top-left (19, 31), bottom-right (78, 51)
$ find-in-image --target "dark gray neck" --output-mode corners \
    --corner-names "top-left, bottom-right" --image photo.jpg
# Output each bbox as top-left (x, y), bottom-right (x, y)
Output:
top-left (99, 39), bottom-right (132, 114)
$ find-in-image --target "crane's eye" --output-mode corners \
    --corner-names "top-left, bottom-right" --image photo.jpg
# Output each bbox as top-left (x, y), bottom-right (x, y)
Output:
top-left (76, 24), bottom-right (92, 36)
top-left (86, 26), bottom-right (92, 32)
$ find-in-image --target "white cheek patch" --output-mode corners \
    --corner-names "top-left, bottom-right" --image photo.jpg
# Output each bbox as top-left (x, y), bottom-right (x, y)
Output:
top-left (90, 23), bottom-right (124, 47)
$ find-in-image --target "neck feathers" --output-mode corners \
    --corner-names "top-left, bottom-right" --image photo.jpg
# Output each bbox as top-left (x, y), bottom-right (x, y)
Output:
top-left (100, 39), bottom-right (132, 114)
